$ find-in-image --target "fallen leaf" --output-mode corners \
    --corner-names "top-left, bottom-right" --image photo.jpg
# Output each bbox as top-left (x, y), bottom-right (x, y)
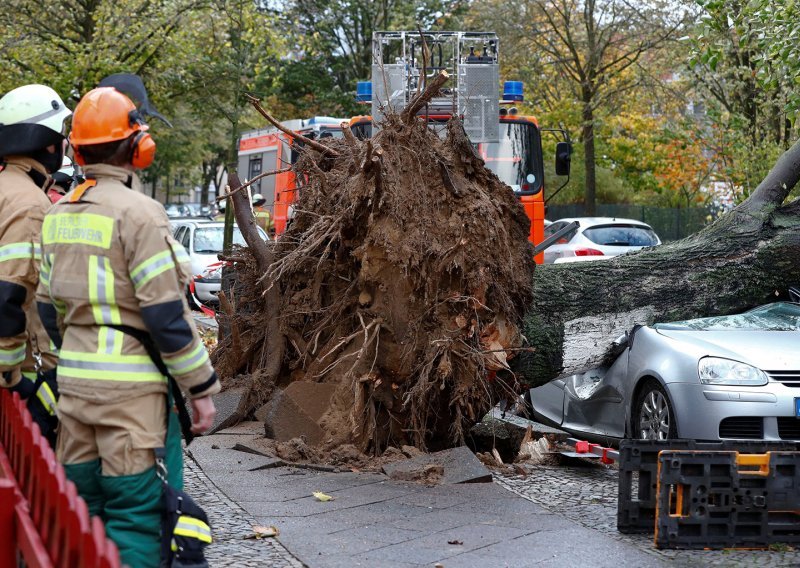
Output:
top-left (249, 525), bottom-right (279, 539)
top-left (313, 491), bottom-right (335, 502)
top-left (448, 539), bottom-right (463, 545)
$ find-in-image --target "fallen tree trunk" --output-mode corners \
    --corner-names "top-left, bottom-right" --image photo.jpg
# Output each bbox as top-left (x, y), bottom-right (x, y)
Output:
top-left (514, 141), bottom-right (800, 386)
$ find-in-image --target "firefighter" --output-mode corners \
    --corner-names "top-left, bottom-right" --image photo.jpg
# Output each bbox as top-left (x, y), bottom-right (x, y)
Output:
top-left (36, 86), bottom-right (220, 568)
top-left (0, 84), bottom-right (70, 444)
top-left (251, 193), bottom-right (273, 232)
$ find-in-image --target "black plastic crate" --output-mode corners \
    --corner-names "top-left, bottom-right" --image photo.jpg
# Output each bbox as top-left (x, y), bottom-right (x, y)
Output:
top-left (617, 440), bottom-right (798, 534)
top-left (655, 450), bottom-right (800, 549)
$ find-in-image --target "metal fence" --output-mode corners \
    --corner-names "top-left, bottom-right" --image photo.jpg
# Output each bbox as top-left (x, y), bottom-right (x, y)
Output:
top-left (545, 204), bottom-right (712, 242)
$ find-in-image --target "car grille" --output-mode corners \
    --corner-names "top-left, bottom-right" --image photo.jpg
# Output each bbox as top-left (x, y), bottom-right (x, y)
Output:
top-left (767, 371), bottom-right (800, 387)
top-left (719, 417), bottom-right (764, 439)
top-left (778, 418), bottom-right (800, 440)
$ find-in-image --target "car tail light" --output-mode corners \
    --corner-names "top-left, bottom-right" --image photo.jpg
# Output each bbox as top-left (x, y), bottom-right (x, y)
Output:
top-left (574, 248), bottom-right (604, 257)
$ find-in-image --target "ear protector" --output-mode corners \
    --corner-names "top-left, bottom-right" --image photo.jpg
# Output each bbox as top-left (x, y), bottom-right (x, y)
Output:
top-left (129, 129), bottom-right (156, 169)
top-left (128, 110), bottom-right (156, 169)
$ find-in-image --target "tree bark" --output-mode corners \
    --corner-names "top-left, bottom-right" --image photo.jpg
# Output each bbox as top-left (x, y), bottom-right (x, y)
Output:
top-left (514, 138), bottom-right (800, 387)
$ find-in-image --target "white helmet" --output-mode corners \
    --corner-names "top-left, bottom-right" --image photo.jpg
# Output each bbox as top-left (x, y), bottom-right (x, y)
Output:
top-left (252, 193), bottom-right (266, 205)
top-left (218, 200), bottom-right (226, 211)
top-left (0, 84), bottom-right (71, 134)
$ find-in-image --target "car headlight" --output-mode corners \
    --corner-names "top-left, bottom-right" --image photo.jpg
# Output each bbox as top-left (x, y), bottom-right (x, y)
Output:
top-left (698, 357), bottom-right (768, 386)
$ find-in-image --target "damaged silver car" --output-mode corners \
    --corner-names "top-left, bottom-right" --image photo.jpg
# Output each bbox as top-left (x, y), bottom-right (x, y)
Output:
top-left (530, 302), bottom-right (800, 443)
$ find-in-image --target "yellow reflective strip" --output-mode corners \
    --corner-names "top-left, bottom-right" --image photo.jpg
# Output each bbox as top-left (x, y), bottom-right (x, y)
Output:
top-left (42, 213), bottom-right (114, 249)
top-left (22, 371), bottom-right (37, 382)
top-left (88, 256), bottom-right (103, 323)
top-left (97, 327), bottom-right (108, 354)
top-left (131, 250), bottom-right (175, 290)
top-left (59, 350), bottom-right (153, 364)
top-left (0, 242), bottom-right (35, 262)
top-left (0, 345), bottom-right (25, 365)
top-left (164, 342), bottom-right (203, 366)
top-left (131, 250), bottom-right (172, 280)
top-left (103, 257), bottom-right (120, 324)
top-left (174, 516), bottom-right (212, 543)
top-left (36, 382), bottom-right (57, 415)
top-left (58, 367), bottom-right (165, 382)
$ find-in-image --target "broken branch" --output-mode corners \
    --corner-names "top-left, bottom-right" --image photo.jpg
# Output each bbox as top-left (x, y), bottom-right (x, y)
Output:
top-left (245, 93), bottom-right (340, 157)
top-left (401, 70), bottom-right (449, 124)
top-left (215, 167), bottom-right (292, 202)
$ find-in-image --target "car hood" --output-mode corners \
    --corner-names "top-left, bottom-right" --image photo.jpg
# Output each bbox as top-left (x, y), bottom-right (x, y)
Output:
top-left (654, 329), bottom-right (800, 370)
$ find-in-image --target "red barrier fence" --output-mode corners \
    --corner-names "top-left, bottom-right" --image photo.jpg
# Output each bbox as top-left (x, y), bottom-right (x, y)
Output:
top-left (0, 389), bottom-right (121, 568)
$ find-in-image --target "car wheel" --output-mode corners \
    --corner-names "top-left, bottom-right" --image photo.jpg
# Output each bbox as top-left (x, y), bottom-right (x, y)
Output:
top-left (634, 381), bottom-right (677, 440)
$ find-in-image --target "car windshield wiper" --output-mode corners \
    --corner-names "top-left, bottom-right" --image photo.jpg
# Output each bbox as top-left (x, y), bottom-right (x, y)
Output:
top-left (602, 241), bottom-right (631, 246)
top-left (194, 249), bottom-right (221, 254)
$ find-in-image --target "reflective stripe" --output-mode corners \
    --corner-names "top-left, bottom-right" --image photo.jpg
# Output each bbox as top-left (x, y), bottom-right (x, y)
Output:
top-left (173, 516), bottom-right (212, 544)
top-left (36, 381), bottom-right (57, 416)
top-left (0, 345), bottom-right (25, 365)
top-left (89, 256), bottom-right (122, 354)
top-left (0, 242), bottom-right (35, 263)
top-left (22, 371), bottom-right (37, 382)
top-left (130, 250), bottom-right (175, 290)
top-left (33, 243), bottom-right (41, 261)
top-left (58, 350), bottom-right (164, 382)
top-left (170, 241), bottom-right (190, 264)
top-left (40, 254), bottom-right (51, 288)
top-left (163, 342), bottom-right (209, 376)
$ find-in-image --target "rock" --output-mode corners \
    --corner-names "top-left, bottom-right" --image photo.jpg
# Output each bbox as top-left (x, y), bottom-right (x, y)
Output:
top-left (388, 463), bottom-right (444, 485)
top-left (207, 387), bottom-right (248, 434)
top-left (401, 444), bottom-right (423, 458)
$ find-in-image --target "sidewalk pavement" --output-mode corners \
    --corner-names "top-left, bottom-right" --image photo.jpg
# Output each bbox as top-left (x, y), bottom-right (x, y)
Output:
top-left (187, 427), bottom-right (664, 568)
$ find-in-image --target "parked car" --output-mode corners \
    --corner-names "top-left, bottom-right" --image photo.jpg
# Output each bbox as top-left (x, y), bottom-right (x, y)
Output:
top-left (172, 221), bottom-right (268, 304)
top-left (529, 302), bottom-right (800, 443)
top-left (542, 217), bottom-right (660, 264)
top-left (164, 202), bottom-right (213, 219)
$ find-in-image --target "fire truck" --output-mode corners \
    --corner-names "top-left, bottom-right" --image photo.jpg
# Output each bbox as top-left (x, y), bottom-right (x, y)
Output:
top-left (236, 31), bottom-right (571, 263)
top-left (237, 116), bottom-right (347, 234)
top-left (352, 31), bottom-right (572, 263)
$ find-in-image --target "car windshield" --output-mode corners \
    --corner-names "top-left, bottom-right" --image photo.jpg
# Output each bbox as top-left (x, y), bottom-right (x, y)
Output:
top-left (193, 226), bottom-right (265, 253)
top-left (582, 224), bottom-right (659, 247)
top-left (654, 302), bottom-right (800, 331)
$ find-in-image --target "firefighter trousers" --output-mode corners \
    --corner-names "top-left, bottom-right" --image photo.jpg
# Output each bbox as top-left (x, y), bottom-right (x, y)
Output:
top-left (58, 392), bottom-right (183, 568)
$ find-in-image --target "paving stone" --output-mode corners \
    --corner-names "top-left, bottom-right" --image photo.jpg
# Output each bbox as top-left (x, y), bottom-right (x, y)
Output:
top-left (260, 389), bottom-right (324, 445)
top-left (207, 387), bottom-right (247, 434)
top-left (283, 381), bottom-right (338, 422)
top-left (382, 446), bottom-right (492, 485)
top-left (182, 453), bottom-right (303, 568)
top-left (215, 421), bottom-right (265, 436)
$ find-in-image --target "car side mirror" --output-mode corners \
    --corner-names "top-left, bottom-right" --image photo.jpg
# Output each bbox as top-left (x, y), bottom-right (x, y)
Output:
top-left (555, 141), bottom-right (571, 177)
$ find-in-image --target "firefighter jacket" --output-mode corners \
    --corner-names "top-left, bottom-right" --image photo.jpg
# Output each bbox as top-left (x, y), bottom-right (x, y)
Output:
top-left (36, 163), bottom-right (220, 404)
top-left (253, 206), bottom-right (273, 232)
top-left (0, 156), bottom-right (58, 388)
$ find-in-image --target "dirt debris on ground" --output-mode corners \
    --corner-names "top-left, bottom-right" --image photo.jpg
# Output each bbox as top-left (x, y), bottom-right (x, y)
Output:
top-left (212, 73), bottom-right (536, 456)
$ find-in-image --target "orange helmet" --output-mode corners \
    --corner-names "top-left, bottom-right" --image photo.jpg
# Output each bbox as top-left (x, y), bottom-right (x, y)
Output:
top-left (70, 87), bottom-right (156, 169)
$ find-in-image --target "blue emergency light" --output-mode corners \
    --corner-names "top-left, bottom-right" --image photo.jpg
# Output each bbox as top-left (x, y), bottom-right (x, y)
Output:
top-left (503, 81), bottom-right (524, 102)
top-left (356, 81), bottom-right (373, 103)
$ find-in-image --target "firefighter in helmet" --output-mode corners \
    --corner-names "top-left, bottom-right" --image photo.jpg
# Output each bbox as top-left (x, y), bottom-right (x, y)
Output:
top-left (251, 193), bottom-right (273, 233)
top-left (36, 86), bottom-right (219, 567)
top-left (214, 199), bottom-right (226, 221)
top-left (0, 84), bottom-right (70, 445)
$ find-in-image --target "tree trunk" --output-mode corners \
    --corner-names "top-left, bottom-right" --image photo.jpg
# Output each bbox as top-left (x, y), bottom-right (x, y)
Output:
top-left (514, 138), bottom-right (800, 387)
top-left (582, 101), bottom-right (596, 216)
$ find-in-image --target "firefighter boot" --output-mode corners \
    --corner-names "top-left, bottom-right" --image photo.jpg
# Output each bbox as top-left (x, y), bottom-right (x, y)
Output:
top-left (64, 459), bottom-right (104, 517)
top-left (99, 466), bottom-right (163, 568)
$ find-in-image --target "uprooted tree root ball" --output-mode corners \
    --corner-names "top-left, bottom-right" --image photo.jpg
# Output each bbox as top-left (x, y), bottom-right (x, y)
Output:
top-left (213, 97), bottom-right (536, 453)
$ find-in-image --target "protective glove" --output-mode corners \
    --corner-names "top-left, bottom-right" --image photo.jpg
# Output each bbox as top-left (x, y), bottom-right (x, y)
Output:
top-left (5, 371), bottom-right (36, 400)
